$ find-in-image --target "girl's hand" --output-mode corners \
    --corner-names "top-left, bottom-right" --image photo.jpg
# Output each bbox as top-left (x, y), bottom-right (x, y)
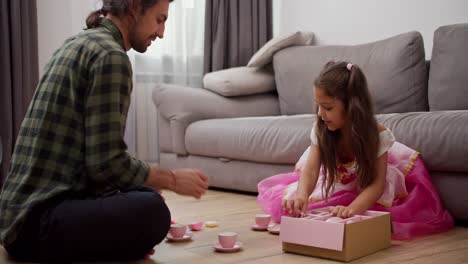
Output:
top-left (282, 196), bottom-right (308, 216)
top-left (331, 205), bottom-right (360, 218)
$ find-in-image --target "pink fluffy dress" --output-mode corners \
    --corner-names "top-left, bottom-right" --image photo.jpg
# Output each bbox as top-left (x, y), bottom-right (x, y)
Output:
top-left (257, 142), bottom-right (454, 240)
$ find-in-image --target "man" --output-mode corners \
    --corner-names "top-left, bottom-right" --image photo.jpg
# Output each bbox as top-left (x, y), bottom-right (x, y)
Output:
top-left (0, 0), bottom-right (208, 261)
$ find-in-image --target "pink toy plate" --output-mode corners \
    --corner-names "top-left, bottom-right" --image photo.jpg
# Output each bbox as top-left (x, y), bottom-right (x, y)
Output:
top-left (166, 232), bottom-right (193, 242)
top-left (251, 224), bottom-right (268, 231)
top-left (267, 223), bottom-right (280, 235)
top-left (213, 242), bottom-right (242, 253)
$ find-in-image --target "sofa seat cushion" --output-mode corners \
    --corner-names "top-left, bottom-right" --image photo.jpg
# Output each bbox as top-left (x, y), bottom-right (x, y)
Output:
top-left (274, 31), bottom-right (428, 115)
top-left (377, 111), bottom-right (468, 172)
top-left (185, 111), bottom-right (468, 172)
top-left (185, 115), bottom-right (316, 164)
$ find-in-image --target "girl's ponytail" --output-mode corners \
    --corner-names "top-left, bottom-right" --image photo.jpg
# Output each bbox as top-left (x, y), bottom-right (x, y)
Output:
top-left (85, 0), bottom-right (174, 30)
top-left (86, 10), bottom-right (103, 29)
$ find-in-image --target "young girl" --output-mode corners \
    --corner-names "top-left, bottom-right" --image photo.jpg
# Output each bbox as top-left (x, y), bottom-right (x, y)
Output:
top-left (257, 61), bottom-right (453, 240)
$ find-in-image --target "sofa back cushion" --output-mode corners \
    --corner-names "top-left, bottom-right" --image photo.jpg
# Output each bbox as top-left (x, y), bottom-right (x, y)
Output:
top-left (428, 23), bottom-right (468, 111)
top-left (247, 31), bottom-right (314, 68)
top-left (273, 31), bottom-right (428, 115)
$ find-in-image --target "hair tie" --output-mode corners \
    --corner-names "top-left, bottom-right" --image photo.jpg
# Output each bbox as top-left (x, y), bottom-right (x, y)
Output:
top-left (346, 63), bottom-right (353, 71)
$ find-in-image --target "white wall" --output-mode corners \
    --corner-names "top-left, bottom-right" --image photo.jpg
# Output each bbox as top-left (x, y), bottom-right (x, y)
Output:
top-left (273, 0), bottom-right (468, 58)
top-left (37, 0), bottom-right (96, 75)
top-left (38, 0), bottom-right (468, 69)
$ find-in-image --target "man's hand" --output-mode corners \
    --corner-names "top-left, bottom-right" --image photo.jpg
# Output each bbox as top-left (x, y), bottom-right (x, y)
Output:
top-left (145, 167), bottom-right (209, 199)
top-left (171, 169), bottom-right (209, 199)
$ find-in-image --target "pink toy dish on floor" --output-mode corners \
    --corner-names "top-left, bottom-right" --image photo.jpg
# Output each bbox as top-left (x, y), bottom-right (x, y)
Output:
top-left (213, 242), bottom-right (242, 253)
top-left (166, 232), bottom-right (193, 242)
top-left (251, 224), bottom-right (268, 231)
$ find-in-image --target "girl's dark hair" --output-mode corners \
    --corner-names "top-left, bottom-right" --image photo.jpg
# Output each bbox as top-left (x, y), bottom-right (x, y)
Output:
top-left (86, 0), bottom-right (173, 29)
top-left (314, 61), bottom-right (379, 199)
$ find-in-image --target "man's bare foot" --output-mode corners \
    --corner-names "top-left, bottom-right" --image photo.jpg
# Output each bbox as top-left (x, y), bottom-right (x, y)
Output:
top-left (144, 248), bottom-right (156, 259)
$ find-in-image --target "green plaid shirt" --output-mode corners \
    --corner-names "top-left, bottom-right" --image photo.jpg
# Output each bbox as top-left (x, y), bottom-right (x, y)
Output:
top-left (0, 18), bottom-right (149, 246)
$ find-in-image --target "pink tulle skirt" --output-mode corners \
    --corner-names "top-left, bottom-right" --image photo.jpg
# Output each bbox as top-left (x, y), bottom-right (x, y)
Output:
top-left (257, 157), bottom-right (454, 240)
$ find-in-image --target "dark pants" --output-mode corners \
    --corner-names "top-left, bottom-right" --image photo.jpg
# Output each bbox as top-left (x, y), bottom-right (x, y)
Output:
top-left (5, 185), bottom-right (171, 262)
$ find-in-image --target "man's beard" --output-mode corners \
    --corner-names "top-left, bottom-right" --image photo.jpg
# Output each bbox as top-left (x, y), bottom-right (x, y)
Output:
top-left (129, 30), bottom-right (149, 53)
top-left (128, 17), bottom-right (149, 53)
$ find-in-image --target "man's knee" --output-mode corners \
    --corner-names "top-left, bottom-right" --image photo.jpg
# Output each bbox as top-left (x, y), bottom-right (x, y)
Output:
top-left (136, 191), bottom-right (171, 244)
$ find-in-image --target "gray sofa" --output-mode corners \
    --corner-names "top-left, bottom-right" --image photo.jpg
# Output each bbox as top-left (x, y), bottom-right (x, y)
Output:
top-left (152, 24), bottom-right (468, 221)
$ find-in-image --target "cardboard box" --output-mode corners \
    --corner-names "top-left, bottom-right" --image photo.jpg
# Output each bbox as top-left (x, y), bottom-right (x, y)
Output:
top-left (280, 208), bottom-right (391, 262)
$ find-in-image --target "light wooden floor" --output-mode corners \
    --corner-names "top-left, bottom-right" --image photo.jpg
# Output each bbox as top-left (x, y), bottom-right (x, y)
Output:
top-left (1, 189), bottom-right (468, 264)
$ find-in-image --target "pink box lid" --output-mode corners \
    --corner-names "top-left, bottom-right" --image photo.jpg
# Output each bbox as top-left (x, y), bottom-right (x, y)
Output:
top-left (280, 216), bottom-right (345, 251)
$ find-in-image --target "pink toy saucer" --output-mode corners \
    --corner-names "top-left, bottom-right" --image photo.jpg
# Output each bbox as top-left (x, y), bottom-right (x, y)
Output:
top-left (267, 223), bottom-right (280, 235)
top-left (166, 232), bottom-right (193, 242)
top-left (251, 224), bottom-right (268, 231)
top-left (213, 242), bottom-right (242, 253)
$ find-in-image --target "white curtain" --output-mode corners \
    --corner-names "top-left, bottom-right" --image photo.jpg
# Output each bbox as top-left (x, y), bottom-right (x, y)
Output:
top-left (125, 0), bottom-right (206, 163)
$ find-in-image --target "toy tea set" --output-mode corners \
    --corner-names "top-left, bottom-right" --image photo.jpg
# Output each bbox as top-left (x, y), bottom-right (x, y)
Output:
top-left (166, 206), bottom-right (391, 260)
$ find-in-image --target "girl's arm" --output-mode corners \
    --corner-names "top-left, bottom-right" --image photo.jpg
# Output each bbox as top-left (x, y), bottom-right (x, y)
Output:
top-left (334, 152), bottom-right (387, 218)
top-left (284, 144), bottom-right (321, 215)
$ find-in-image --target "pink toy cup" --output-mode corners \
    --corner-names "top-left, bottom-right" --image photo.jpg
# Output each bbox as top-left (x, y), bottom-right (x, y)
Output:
top-left (169, 223), bottom-right (187, 238)
top-left (255, 214), bottom-right (271, 228)
top-left (325, 216), bottom-right (344, 223)
top-left (344, 216), bottom-right (362, 224)
top-left (218, 232), bottom-right (238, 248)
top-left (189, 221), bottom-right (204, 231)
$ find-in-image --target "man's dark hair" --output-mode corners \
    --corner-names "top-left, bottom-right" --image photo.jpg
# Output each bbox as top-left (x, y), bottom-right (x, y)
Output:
top-left (86, 0), bottom-right (173, 29)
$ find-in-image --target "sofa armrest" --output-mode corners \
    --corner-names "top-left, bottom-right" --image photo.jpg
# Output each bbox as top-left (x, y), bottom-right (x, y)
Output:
top-left (152, 83), bottom-right (281, 155)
